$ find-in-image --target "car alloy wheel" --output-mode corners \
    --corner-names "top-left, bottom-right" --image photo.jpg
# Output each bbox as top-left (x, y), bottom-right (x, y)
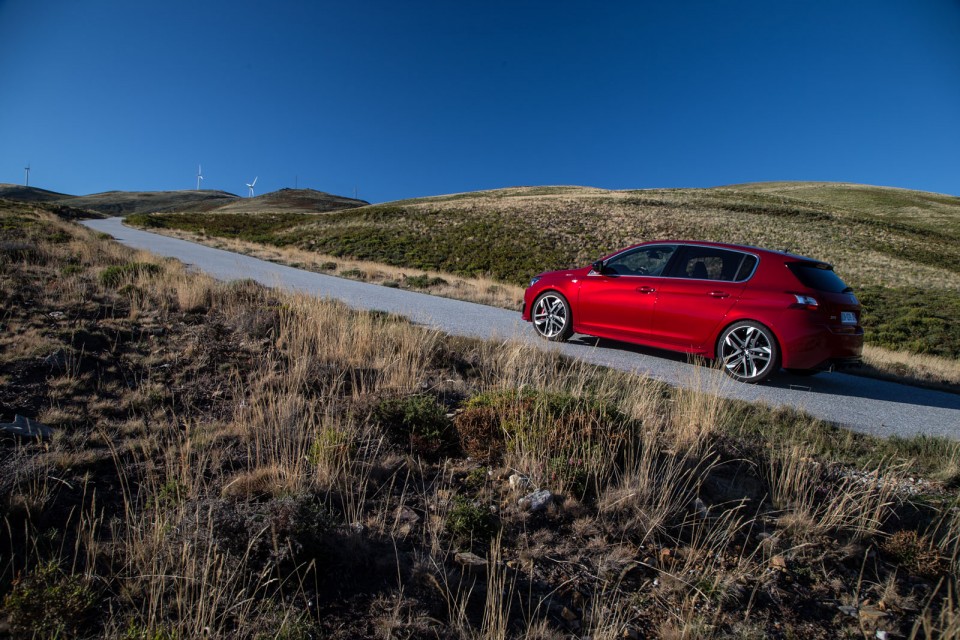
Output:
top-left (718, 321), bottom-right (779, 383)
top-left (532, 292), bottom-right (573, 342)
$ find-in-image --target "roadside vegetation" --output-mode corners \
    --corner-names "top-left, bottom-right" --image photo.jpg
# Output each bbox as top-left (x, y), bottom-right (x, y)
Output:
top-left (128, 182), bottom-right (960, 391)
top-left (3, 200), bottom-right (960, 638)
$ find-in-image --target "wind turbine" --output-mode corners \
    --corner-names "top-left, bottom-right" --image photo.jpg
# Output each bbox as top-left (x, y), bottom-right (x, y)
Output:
top-left (196, 165), bottom-right (204, 190)
top-left (24, 164), bottom-right (30, 187)
top-left (246, 176), bottom-right (258, 197)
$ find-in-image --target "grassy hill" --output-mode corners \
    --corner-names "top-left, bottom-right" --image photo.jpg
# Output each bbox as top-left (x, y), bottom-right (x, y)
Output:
top-left (129, 181), bottom-right (960, 361)
top-left (0, 184), bottom-right (70, 203)
top-left (0, 184), bottom-right (368, 218)
top-left (131, 182), bottom-right (960, 289)
top-left (194, 188), bottom-right (368, 214)
top-left (0, 183), bottom-right (239, 216)
top-left (2, 199), bottom-right (958, 637)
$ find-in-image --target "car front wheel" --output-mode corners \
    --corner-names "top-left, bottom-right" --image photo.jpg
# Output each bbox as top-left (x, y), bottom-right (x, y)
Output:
top-left (532, 292), bottom-right (573, 342)
top-left (717, 321), bottom-right (779, 383)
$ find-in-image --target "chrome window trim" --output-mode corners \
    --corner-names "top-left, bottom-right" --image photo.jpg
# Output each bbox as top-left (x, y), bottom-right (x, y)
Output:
top-left (588, 243), bottom-right (761, 283)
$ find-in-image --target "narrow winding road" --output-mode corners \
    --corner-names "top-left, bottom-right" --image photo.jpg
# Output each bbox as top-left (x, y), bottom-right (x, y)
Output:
top-left (84, 218), bottom-right (960, 440)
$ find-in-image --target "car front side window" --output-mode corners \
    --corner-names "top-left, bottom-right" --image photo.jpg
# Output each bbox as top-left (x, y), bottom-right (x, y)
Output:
top-left (604, 245), bottom-right (677, 276)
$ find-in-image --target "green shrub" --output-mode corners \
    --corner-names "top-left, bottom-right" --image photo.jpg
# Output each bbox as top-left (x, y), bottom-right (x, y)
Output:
top-left (404, 273), bottom-right (448, 289)
top-left (446, 495), bottom-right (497, 544)
top-left (858, 286), bottom-right (960, 358)
top-left (455, 389), bottom-right (631, 461)
top-left (3, 561), bottom-right (98, 636)
top-left (47, 230), bottom-right (72, 244)
top-left (374, 394), bottom-right (455, 459)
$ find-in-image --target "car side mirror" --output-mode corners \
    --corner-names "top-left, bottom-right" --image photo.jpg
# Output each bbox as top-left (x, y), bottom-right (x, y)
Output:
top-left (591, 260), bottom-right (604, 274)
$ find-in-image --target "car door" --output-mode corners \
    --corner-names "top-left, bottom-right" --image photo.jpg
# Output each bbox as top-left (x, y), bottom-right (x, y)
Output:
top-left (577, 245), bottom-right (678, 341)
top-left (649, 246), bottom-right (755, 349)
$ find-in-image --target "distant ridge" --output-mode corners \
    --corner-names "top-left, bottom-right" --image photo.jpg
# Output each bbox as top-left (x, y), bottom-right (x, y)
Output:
top-left (0, 185), bottom-right (367, 217)
top-left (195, 188), bottom-right (369, 215)
top-left (0, 184), bottom-right (71, 203)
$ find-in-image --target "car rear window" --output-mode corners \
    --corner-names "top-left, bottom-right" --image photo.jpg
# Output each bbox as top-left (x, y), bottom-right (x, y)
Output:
top-left (787, 262), bottom-right (851, 293)
top-left (735, 255), bottom-right (758, 281)
top-left (668, 246), bottom-right (757, 282)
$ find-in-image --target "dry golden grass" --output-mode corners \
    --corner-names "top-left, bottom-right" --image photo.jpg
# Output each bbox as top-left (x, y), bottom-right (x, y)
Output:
top-left (3, 202), bottom-right (958, 638)
top-left (862, 344), bottom-right (960, 389)
top-left (135, 225), bottom-right (526, 309)
top-left (123, 214), bottom-right (959, 393)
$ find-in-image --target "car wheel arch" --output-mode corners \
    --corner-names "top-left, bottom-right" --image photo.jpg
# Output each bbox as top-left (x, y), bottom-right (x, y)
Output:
top-left (712, 317), bottom-right (785, 363)
top-left (531, 290), bottom-right (575, 341)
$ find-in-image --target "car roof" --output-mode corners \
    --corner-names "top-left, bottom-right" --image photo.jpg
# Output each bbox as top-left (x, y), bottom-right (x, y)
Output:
top-left (631, 240), bottom-right (826, 265)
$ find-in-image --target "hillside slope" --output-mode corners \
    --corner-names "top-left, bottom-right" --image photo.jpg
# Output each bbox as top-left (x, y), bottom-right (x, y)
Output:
top-left (130, 181), bottom-right (960, 361)
top-left (189, 188), bottom-right (369, 214)
top-left (2, 199), bottom-right (958, 638)
top-left (0, 185), bottom-right (367, 217)
top-left (134, 181), bottom-right (960, 290)
top-left (0, 184), bottom-right (239, 215)
top-left (0, 183), bottom-right (73, 202)
top-left (60, 189), bottom-right (239, 216)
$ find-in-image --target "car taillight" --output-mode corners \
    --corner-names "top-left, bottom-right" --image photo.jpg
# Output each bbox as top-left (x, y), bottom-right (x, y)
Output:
top-left (792, 294), bottom-right (819, 309)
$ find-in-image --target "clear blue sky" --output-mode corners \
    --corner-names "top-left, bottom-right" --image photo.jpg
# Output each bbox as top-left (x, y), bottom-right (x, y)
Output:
top-left (2, 1), bottom-right (959, 203)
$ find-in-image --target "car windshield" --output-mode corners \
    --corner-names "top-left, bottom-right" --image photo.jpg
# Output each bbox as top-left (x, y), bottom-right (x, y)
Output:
top-left (787, 262), bottom-right (851, 293)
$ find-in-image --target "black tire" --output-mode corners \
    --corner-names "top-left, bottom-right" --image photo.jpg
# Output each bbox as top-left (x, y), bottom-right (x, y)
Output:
top-left (786, 368), bottom-right (820, 377)
top-left (531, 292), bottom-right (574, 342)
top-left (716, 320), bottom-right (780, 383)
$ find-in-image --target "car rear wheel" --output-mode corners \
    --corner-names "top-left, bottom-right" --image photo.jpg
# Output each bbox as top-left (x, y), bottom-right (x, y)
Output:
top-left (717, 321), bottom-right (779, 383)
top-left (532, 292), bottom-right (573, 342)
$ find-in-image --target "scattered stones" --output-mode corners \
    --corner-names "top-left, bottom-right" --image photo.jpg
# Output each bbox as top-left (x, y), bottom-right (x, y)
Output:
top-left (0, 415), bottom-right (54, 441)
top-left (519, 489), bottom-right (553, 512)
top-left (838, 605), bottom-right (859, 618)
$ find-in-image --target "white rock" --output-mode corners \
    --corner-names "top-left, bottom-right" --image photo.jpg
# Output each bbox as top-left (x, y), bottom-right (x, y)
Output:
top-left (519, 489), bottom-right (553, 512)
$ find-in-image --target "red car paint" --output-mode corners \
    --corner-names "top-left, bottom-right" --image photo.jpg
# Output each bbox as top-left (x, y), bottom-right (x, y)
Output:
top-left (521, 241), bottom-right (863, 382)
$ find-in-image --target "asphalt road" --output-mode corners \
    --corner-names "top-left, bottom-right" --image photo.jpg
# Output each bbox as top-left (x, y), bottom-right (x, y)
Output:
top-left (83, 217), bottom-right (960, 440)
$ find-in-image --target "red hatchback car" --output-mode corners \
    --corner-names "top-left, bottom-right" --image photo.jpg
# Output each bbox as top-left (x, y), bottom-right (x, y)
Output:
top-left (521, 241), bottom-right (864, 383)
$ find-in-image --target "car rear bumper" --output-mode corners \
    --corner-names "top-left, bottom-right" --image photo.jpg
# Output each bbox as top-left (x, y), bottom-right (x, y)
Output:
top-left (781, 323), bottom-right (864, 370)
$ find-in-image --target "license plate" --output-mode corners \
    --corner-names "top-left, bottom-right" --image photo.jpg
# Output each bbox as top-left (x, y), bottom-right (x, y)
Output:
top-left (840, 311), bottom-right (857, 325)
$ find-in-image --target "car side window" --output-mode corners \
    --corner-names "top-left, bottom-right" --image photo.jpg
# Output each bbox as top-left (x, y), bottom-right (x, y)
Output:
top-left (669, 246), bottom-right (754, 281)
top-left (604, 245), bottom-right (677, 276)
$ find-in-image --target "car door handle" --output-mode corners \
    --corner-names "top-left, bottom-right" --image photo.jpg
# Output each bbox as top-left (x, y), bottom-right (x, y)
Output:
top-left (708, 291), bottom-right (730, 298)
top-left (636, 286), bottom-right (656, 294)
